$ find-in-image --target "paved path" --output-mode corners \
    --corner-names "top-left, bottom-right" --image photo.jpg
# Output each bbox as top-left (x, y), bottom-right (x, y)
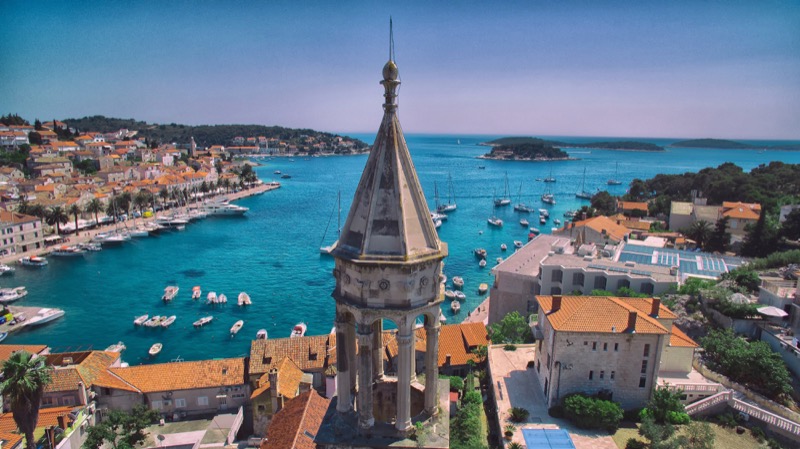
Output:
top-left (463, 297), bottom-right (490, 325)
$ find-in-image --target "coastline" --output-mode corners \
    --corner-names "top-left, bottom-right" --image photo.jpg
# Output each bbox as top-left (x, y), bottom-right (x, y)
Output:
top-left (476, 155), bottom-right (578, 162)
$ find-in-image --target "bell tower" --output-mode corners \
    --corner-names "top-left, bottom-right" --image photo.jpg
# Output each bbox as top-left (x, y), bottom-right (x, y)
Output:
top-left (329, 26), bottom-right (448, 436)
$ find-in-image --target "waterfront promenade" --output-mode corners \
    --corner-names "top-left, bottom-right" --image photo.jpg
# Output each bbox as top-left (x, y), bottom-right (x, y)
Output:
top-left (0, 182), bottom-right (279, 266)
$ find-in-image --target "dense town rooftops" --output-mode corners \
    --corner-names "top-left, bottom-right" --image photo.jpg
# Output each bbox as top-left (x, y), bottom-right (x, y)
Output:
top-left (107, 357), bottom-right (245, 393)
top-left (249, 334), bottom-right (332, 375)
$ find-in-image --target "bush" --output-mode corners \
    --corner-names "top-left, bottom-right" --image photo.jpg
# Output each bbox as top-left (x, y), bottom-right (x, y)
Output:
top-left (504, 344), bottom-right (517, 351)
top-left (508, 407), bottom-right (530, 423)
top-left (623, 408), bottom-right (643, 423)
top-left (507, 443), bottom-right (524, 449)
top-left (445, 375), bottom-right (464, 392)
top-left (666, 411), bottom-right (691, 425)
top-left (716, 412), bottom-right (738, 428)
top-left (563, 394), bottom-right (623, 432)
top-left (548, 405), bottom-right (565, 418)
top-left (750, 426), bottom-right (766, 443)
top-left (625, 439), bottom-right (647, 449)
top-left (504, 424), bottom-right (516, 437)
top-left (463, 390), bottom-right (482, 406)
top-left (767, 438), bottom-right (785, 449)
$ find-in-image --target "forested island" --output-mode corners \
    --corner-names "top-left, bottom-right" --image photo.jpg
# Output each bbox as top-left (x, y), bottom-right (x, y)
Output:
top-left (670, 138), bottom-right (800, 151)
top-left (62, 115), bottom-right (369, 154)
top-left (480, 141), bottom-right (572, 161)
top-left (481, 136), bottom-right (664, 152)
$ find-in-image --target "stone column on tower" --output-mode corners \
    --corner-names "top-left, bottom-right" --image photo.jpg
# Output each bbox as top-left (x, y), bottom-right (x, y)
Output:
top-left (335, 316), bottom-right (352, 413)
top-left (372, 320), bottom-right (384, 379)
top-left (395, 322), bottom-right (414, 433)
top-left (346, 319), bottom-right (357, 395)
top-left (357, 325), bottom-right (375, 429)
top-left (424, 320), bottom-right (441, 415)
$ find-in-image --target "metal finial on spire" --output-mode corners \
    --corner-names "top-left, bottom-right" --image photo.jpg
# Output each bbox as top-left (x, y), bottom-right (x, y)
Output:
top-left (382, 18), bottom-right (400, 107)
top-left (389, 17), bottom-right (395, 61)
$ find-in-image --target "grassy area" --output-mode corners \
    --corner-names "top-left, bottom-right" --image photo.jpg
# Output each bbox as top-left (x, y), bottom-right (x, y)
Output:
top-left (612, 421), bottom-right (766, 449)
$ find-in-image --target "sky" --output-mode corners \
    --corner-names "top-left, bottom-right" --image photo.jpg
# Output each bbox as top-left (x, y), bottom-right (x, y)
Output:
top-left (2, 1), bottom-right (799, 140)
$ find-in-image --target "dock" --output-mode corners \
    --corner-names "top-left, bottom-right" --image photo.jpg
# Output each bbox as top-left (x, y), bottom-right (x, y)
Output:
top-left (0, 305), bottom-right (61, 336)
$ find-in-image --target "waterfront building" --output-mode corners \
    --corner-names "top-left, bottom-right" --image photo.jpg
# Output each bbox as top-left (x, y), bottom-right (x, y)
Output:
top-left (531, 295), bottom-right (715, 410)
top-left (0, 211), bottom-right (45, 256)
top-left (248, 334), bottom-right (334, 390)
top-left (315, 43), bottom-right (450, 447)
top-left (43, 350), bottom-right (123, 408)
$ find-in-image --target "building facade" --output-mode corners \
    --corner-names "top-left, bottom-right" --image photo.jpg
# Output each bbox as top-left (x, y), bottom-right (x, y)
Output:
top-left (0, 211), bottom-right (44, 255)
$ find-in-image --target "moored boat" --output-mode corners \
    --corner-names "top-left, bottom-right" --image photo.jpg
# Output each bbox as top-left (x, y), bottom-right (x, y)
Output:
top-left (218, 293), bottom-right (228, 304)
top-left (487, 217), bottom-right (503, 227)
top-left (0, 287), bottom-right (27, 303)
top-left (479, 259), bottom-right (487, 268)
top-left (50, 246), bottom-right (86, 257)
top-left (500, 243), bottom-right (507, 251)
top-left (19, 256), bottom-right (48, 267)
top-left (207, 291), bottom-right (217, 304)
top-left (478, 283), bottom-right (489, 294)
top-left (106, 341), bottom-right (126, 352)
top-left (161, 315), bottom-right (177, 327)
top-left (192, 286), bottom-right (202, 300)
top-left (202, 201), bottom-right (249, 216)
top-left (444, 290), bottom-right (456, 300)
top-left (134, 314), bottom-right (149, 326)
top-left (473, 248), bottom-right (487, 259)
top-left (256, 329), bottom-right (268, 340)
top-left (520, 219), bottom-right (529, 227)
top-left (0, 264), bottom-right (15, 275)
top-left (193, 316), bottom-right (214, 327)
top-left (238, 292), bottom-right (251, 306)
top-left (144, 316), bottom-right (163, 327)
top-left (26, 308), bottom-right (65, 326)
top-left (230, 320), bottom-right (244, 335)
top-left (451, 300), bottom-right (461, 313)
top-left (454, 291), bottom-right (466, 301)
top-left (452, 276), bottom-right (464, 290)
top-left (149, 343), bottom-right (162, 356)
top-left (291, 322), bottom-right (307, 338)
top-left (514, 240), bottom-right (523, 249)
top-left (162, 286), bottom-right (179, 302)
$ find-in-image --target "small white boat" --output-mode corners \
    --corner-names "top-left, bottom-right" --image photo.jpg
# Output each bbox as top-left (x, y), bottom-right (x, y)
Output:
top-left (444, 290), bottom-right (456, 300)
top-left (238, 292), bottom-right (251, 306)
top-left (291, 322), bottom-right (307, 338)
top-left (474, 248), bottom-right (487, 258)
top-left (479, 259), bottom-right (487, 268)
top-left (0, 287), bottom-right (27, 303)
top-left (50, 245), bottom-right (86, 257)
top-left (144, 316), bottom-right (163, 327)
top-left (0, 332), bottom-right (9, 343)
top-left (19, 256), bottom-right (48, 267)
top-left (454, 291), bottom-right (466, 301)
top-left (256, 329), bottom-right (268, 340)
top-left (207, 292), bottom-right (217, 303)
top-left (26, 308), bottom-right (65, 326)
top-left (0, 264), bottom-right (16, 275)
top-left (133, 314), bottom-right (149, 326)
top-left (451, 300), bottom-right (461, 313)
top-left (554, 219), bottom-right (562, 226)
top-left (218, 293), bottom-right (228, 304)
top-left (192, 286), bottom-right (201, 300)
top-left (538, 209), bottom-right (550, 218)
top-left (149, 343), bottom-right (162, 356)
top-left (77, 242), bottom-right (102, 252)
top-left (530, 227), bottom-right (540, 235)
top-left (514, 240), bottom-right (523, 249)
top-left (162, 286), bottom-right (179, 302)
top-left (440, 274), bottom-right (447, 285)
top-left (230, 320), bottom-right (244, 335)
top-left (539, 216), bottom-right (547, 225)
top-left (105, 341), bottom-right (126, 352)
top-left (128, 227), bottom-right (149, 238)
top-left (452, 276), bottom-right (464, 290)
top-left (478, 283), bottom-right (489, 294)
top-left (193, 316), bottom-right (214, 327)
top-left (439, 310), bottom-right (447, 322)
top-left (496, 257), bottom-right (503, 264)
top-left (202, 201), bottom-right (249, 216)
top-left (500, 243), bottom-right (507, 251)
top-left (161, 315), bottom-right (177, 327)
top-left (520, 219), bottom-right (529, 227)
top-left (487, 217), bottom-right (503, 227)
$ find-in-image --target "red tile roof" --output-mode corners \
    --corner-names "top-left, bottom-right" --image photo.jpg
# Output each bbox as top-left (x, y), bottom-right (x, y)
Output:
top-left (108, 357), bottom-right (245, 393)
top-left (537, 296), bottom-right (669, 334)
top-left (261, 389), bottom-right (330, 449)
top-left (0, 345), bottom-right (49, 363)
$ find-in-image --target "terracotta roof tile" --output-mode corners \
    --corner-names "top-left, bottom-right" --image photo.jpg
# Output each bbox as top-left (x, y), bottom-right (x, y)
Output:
top-left (537, 296), bottom-right (669, 334)
top-left (0, 430), bottom-right (22, 449)
top-left (0, 345), bottom-right (49, 363)
top-left (669, 326), bottom-right (699, 348)
top-left (261, 390), bottom-right (330, 449)
top-left (251, 357), bottom-right (304, 400)
top-left (109, 357), bottom-right (245, 393)
top-left (44, 351), bottom-right (121, 393)
top-left (567, 216), bottom-right (630, 242)
top-left (384, 322), bottom-right (489, 367)
top-left (249, 335), bottom-right (331, 376)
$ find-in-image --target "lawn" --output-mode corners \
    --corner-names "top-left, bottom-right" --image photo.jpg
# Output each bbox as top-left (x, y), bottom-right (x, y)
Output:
top-left (612, 421), bottom-right (766, 449)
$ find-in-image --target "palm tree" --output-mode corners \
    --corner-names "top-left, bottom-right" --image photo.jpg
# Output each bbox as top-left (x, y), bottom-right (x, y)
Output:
top-left (1, 350), bottom-right (53, 449)
top-left (85, 198), bottom-right (102, 227)
top-left (686, 220), bottom-right (712, 249)
top-left (27, 204), bottom-right (46, 221)
top-left (134, 190), bottom-right (150, 216)
top-left (158, 188), bottom-right (169, 210)
top-left (68, 204), bottom-right (81, 235)
top-left (46, 206), bottom-right (68, 235)
top-left (105, 196), bottom-right (119, 223)
top-left (222, 179), bottom-right (231, 194)
top-left (16, 197), bottom-right (29, 215)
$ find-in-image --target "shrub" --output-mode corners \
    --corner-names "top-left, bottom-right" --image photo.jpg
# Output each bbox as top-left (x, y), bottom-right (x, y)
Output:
top-left (463, 390), bottom-right (482, 406)
top-left (625, 439), bottom-right (647, 449)
top-left (666, 411), bottom-right (691, 425)
top-left (448, 376), bottom-right (464, 392)
top-left (548, 405), bottom-right (565, 418)
top-left (623, 408), bottom-right (643, 423)
top-left (504, 424), bottom-right (516, 437)
top-left (716, 412), bottom-right (737, 428)
top-left (767, 438), bottom-right (785, 449)
top-left (508, 407), bottom-right (530, 423)
top-left (563, 394), bottom-right (623, 432)
top-left (504, 344), bottom-right (517, 351)
top-left (750, 426), bottom-right (766, 443)
top-left (507, 443), bottom-right (524, 449)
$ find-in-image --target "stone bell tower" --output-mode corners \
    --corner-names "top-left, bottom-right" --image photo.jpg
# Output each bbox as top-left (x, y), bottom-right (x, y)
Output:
top-left (327, 36), bottom-right (448, 437)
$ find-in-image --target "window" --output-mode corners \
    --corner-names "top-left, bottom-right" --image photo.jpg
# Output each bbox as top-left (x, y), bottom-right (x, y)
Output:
top-left (641, 282), bottom-right (654, 295)
top-left (592, 342), bottom-right (597, 351)
top-left (600, 371), bottom-right (604, 379)
top-left (603, 343), bottom-right (608, 351)
top-left (175, 398), bottom-right (186, 408)
top-left (584, 341), bottom-right (588, 346)
top-left (536, 360), bottom-right (540, 372)
top-left (152, 400), bottom-right (163, 410)
top-left (61, 396), bottom-right (75, 406)
top-left (572, 272), bottom-right (585, 287)
top-left (257, 405), bottom-right (266, 412)
top-left (589, 370), bottom-right (594, 380)
top-left (643, 344), bottom-right (650, 357)
top-left (641, 360), bottom-right (648, 374)
top-left (551, 269), bottom-right (563, 283)
top-left (197, 396), bottom-right (208, 406)
top-left (42, 397), bottom-right (54, 406)
top-left (232, 393), bottom-right (245, 399)
top-left (617, 279), bottom-right (630, 290)
top-left (546, 354), bottom-right (551, 368)
top-left (639, 377), bottom-right (647, 388)
top-left (610, 371), bottom-right (615, 380)
top-left (614, 343), bottom-right (619, 351)
top-left (594, 276), bottom-right (607, 290)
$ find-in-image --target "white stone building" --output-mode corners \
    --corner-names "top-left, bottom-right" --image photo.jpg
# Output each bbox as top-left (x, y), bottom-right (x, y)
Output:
top-left (0, 211), bottom-right (44, 255)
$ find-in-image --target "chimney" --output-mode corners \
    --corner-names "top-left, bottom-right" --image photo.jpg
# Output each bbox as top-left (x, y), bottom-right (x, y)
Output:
top-left (268, 368), bottom-right (279, 413)
top-left (77, 381), bottom-right (87, 405)
top-left (57, 415), bottom-right (67, 431)
top-left (650, 298), bottom-right (661, 317)
top-left (551, 295), bottom-right (562, 313)
top-left (445, 354), bottom-right (451, 366)
top-left (627, 311), bottom-right (637, 333)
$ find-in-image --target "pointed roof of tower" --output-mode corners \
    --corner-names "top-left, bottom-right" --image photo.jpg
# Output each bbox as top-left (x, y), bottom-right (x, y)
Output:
top-left (333, 53), bottom-right (444, 262)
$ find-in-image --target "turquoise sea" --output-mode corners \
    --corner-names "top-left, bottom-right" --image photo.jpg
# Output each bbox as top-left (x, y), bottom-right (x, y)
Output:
top-left (3, 134), bottom-right (800, 364)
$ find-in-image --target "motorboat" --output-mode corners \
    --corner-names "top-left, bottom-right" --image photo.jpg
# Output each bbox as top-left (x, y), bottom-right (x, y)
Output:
top-left (256, 329), bottom-right (268, 340)
top-left (238, 292), bottom-right (251, 306)
top-left (105, 341), bottom-right (126, 352)
top-left (154, 215), bottom-right (189, 228)
top-left (218, 294), bottom-right (228, 304)
top-left (0, 332), bottom-right (7, 343)
top-left (554, 219), bottom-right (562, 226)
top-left (19, 256), bottom-right (48, 267)
top-left (439, 310), bottom-right (447, 322)
top-left (193, 316), bottom-right (214, 327)
top-left (514, 240), bottom-right (523, 249)
top-left (487, 217), bottom-right (503, 227)
top-left (149, 343), bottom-right (162, 356)
top-left (564, 210), bottom-right (576, 218)
top-left (230, 320), bottom-right (244, 336)
top-left (444, 290), bottom-right (456, 300)
top-left (538, 209), bottom-right (550, 218)
top-left (539, 215), bottom-right (547, 225)
top-left (127, 226), bottom-right (149, 238)
top-left (0, 287), bottom-right (27, 303)
top-left (479, 283), bottom-right (489, 294)
top-left (202, 201), bottom-right (249, 216)
top-left (520, 219), bottom-right (529, 227)
top-left (541, 193), bottom-right (556, 205)
top-left (454, 291), bottom-right (466, 301)
top-left (430, 211), bottom-right (448, 222)
top-left (440, 274), bottom-right (447, 285)
top-left (134, 314), bottom-right (149, 326)
top-left (281, 174), bottom-right (291, 179)
top-left (162, 286), bottom-right (179, 302)
top-left (77, 242), bottom-right (102, 252)
top-left (145, 222), bottom-right (164, 234)
top-left (274, 170), bottom-right (281, 174)
top-left (479, 259), bottom-right (487, 268)
top-left (530, 227), bottom-right (541, 235)
top-left (161, 315), bottom-right (177, 327)
top-left (291, 322), bottom-right (307, 338)
top-left (50, 246), bottom-right (86, 257)
top-left (451, 300), bottom-right (461, 313)
top-left (26, 308), bottom-right (65, 326)
top-left (0, 264), bottom-right (15, 275)
top-left (144, 316), bottom-right (163, 327)
top-left (514, 203), bottom-right (534, 213)
top-left (496, 257), bottom-right (503, 264)
top-left (207, 291), bottom-right (217, 304)
top-left (434, 219), bottom-right (442, 229)
top-left (192, 286), bottom-right (202, 300)
top-left (473, 248), bottom-right (487, 259)
top-left (452, 276), bottom-right (464, 290)
top-left (500, 243), bottom-right (507, 251)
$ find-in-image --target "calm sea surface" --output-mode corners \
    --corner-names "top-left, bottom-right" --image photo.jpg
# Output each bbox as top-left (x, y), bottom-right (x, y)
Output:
top-left (4, 134), bottom-right (800, 364)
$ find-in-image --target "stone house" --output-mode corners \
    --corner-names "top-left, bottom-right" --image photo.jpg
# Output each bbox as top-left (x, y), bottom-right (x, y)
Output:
top-left (721, 201), bottom-right (761, 244)
top-left (248, 334), bottom-right (334, 390)
top-left (0, 167), bottom-right (25, 183)
top-left (552, 215), bottom-right (631, 246)
top-left (43, 351), bottom-right (124, 408)
top-left (250, 357), bottom-right (312, 436)
top-left (0, 211), bottom-right (45, 255)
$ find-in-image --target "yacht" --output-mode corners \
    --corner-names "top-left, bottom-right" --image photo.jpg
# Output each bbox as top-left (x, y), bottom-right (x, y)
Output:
top-left (19, 256), bottom-right (48, 267)
top-left (127, 226), bottom-right (150, 238)
top-left (539, 215), bottom-right (547, 225)
top-left (154, 215), bottom-right (189, 228)
top-left (230, 320), bottom-right (244, 336)
top-left (162, 286), bottom-right (179, 302)
top-left (203, 201), bottom-right (249, 216)
top-left (50, 246), bottom-right (86, 257)
top-left (291, 322), bottom-right (307, 338)
top-left (608, 162), bottom-right (623, 185)
top-left (436, 174), bottom-right (458, 213)
top-left (77, 242), bottom-right (102, 252)
top-left (538, 209), bottom-right (550, 218)
top-left (576, 167), bottom-right (593, 200)
top-left (520, 219), bottom-right (529, 227)
top-left (0, 264), bottom-right (15, 275)
top-left (487, 217), bottom-right (503, 227)
top-left (26, 308), bottom-right (65, 326)
top-left (541, 193), bottom-right (556, 205)
top-left (0, 287), bottom-right (27, 303)
top-left (543, 169), bottom-right (556, 183)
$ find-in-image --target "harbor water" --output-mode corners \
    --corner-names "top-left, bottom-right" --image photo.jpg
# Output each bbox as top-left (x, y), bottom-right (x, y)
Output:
top-left (3, 134), bottom-right (800, 364)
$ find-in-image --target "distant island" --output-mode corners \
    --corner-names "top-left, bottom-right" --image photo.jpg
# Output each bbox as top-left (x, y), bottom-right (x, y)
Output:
top-left (63, 115), bottom-right (370, 154)
top-left (479, 141), bottom-right (573, 161)
top-left (670, 138), bottom-right (800, 151)
top-left (481, 136), bottom-right (665, 152)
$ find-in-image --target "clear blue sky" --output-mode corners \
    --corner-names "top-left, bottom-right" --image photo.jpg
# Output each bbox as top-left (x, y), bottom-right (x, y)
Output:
top-left (2, 1), bottom-right (799, 139)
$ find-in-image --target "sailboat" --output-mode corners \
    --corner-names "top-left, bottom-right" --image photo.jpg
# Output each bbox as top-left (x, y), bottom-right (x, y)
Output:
top-left (320, 191), bottom-right (341, 255)
top-left (543, 168), bottom-right (556, 183)
top-left (437, 173), bottom-right (457, 213)
top-left (576, 167), bottom-right (593, 200)
top-left (488, 190), bottom-right (504, 227)
top-left (541, 181), bottom-right (556, 205)
top-left (494, 172), bottom-right (511, 207)
top-left (513, 182), bottom-right (534, 213)
top-left (607, 162), bottom-right (623, 185)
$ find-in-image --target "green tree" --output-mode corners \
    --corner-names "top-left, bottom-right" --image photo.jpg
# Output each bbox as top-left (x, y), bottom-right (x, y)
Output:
top-left (682, 421), bottom-right (715, 449)
top-left (705, 217), bottom-right (730, 253)
top-left (82, 405), bottom-right (160, 449)
top-left (68, 203), bottom-right (82, 235)
top-left (1, 350), bottom-right (53, 449)
top-left (741, 212), bottom-right (779, 258)
top-left (684, 220), bottom-right (712, 248)
top-left (489, 311), bottom-right (533, 344)
top-left (638, 416), bottom-right (682, 449)
top-left (85, 198), bottom-right (102, 226)
top-left (133, 190), bottom-right (150, 215)
top-left (781, 208), bottom-right (800, 241)
top-left (46, 206), bottom-right (68, 234)
top-left (625, 179), bottom-right (648, 201)
top-left (643, 386), bottom-right (686, 424)
top-left (590, 191), bottom-right (617, 216)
